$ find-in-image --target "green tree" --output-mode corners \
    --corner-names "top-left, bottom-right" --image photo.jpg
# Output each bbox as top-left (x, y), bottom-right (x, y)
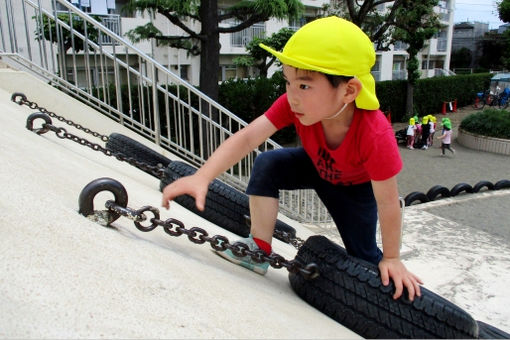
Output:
top-left (478, 32), bottom-right (505, 70)
top-left (322, 0), bottom-right (406, 49)
top-left (35, 13), bottom-right (100, 52)
top-left (450, 47), bottom-right (473, 69)
top-left (391, 0), bottom-right (441, 115)
top-left (497, 0), bottom-right (510, 70)
top-left (125, 0), bottom-right (303, 101)
top-left (232, 27), bottom-right (294, 77)
top-left (498, 0), bottom-right (510, 22)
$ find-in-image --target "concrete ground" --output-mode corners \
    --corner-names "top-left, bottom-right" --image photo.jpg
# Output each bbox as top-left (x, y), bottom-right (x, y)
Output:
top-left (395, 108), bottom-right (510, 245)
top-left (1, 69), bottom-right (509, 337)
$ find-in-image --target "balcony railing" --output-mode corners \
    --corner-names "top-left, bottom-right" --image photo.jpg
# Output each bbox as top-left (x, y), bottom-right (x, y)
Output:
top-left (56, 11), bottom-right (121, 45)
top-left (230, 22), bottom-right (265, 47)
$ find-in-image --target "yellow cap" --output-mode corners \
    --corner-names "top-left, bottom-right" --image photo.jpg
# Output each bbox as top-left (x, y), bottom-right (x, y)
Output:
top-left (409, 118), bottom-right (415, 125)
top-left (423, 116), bottom-right (429, 124)
top-left (259, 16), bottom-right (379, 110)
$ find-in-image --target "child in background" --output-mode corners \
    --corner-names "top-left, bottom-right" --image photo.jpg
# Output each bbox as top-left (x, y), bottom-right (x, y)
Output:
top-left (428, 115), bottom-right (436, 147)
top-left (406, 117), bottom-right (417, 149)
top-left (420, 116), bottom-right (430, 150)
top-left (161, 16), bottom-right (422, 301)
top-left (414, 115), bottom-right (422, 148)
top-left (437, 118), bottom-right (455, 155)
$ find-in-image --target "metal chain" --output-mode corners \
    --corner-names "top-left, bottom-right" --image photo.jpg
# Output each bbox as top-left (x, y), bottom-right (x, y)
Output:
top-left (25, 112), bottom-right (165, 179)
top-left (11, 92), bottom-right (110, 142)
top-left (273, 229), bottom-right (306, 250)
top-left (17, 93), bottom-right (307, 251)
top-left (102, 200), bottom-right (319, 280)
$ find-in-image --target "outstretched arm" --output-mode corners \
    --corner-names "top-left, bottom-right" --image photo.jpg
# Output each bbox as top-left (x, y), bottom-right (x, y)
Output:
top-left (372, 176), bottom-right (423, 301)
top-left (161, 115), bottom-right (278, 210)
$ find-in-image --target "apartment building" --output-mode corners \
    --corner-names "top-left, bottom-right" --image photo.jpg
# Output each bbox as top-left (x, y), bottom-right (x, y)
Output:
top-left (12, 0), bottom-right (455, 87)
top-left (373, 0), bottom-right (455, 81)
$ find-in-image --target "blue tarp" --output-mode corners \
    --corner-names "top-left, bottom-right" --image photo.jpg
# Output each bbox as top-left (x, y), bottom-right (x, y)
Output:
top-left (491, 73), bottom-right (510, 82)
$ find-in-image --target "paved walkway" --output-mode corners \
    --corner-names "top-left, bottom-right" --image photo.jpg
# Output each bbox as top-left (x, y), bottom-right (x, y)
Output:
top-left (394, 107), bottom-right (510, 239)
top-left (396, 107), bottom-right (509, 196)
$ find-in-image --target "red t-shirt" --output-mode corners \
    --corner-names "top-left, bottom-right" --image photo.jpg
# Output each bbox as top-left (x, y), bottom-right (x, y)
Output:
top-left (265, 93), bottom-right (402, 185)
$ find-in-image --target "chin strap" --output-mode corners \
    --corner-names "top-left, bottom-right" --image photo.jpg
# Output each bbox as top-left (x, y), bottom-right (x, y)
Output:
top-left (325, 102), bottom-right (348, 120)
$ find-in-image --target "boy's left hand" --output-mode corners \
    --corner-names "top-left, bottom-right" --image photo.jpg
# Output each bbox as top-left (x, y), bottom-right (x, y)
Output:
top-left (379, 257), bottom-right (423, 301)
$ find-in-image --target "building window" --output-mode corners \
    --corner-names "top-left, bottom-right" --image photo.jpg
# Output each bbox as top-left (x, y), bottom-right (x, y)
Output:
top-left (393, 41), bottom-right (408, 51)
top-left (230, 22), bottom-right (265, 47)
top-left (219, 65), bottom-right (237, 81)
top-left (392, 60), bottom-right (407, 80)
top-left (422, 60), bottom-right (436, 69)
top-left (288, 18), bottom-right (306, 31)
top-left (180, 65), bottom-right (189, 81)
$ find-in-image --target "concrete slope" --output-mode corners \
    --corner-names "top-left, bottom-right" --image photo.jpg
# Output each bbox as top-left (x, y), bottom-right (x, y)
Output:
top-left (0, 70), bottom-right (359, 338)
top-left (1, 69), bottom-right (510, 337)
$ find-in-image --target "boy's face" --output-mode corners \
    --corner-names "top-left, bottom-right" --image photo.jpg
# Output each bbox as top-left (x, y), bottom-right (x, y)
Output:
top-left (283, 65), bottom-right (346, 126)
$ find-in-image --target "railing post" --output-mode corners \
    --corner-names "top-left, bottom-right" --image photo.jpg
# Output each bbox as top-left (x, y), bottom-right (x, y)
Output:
top-left (151, 62), bottom-right (161, 145)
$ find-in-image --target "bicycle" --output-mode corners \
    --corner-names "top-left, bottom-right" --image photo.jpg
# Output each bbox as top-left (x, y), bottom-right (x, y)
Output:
top-left (472, 89), bottom-right (496, 109)
top-left (496, 87), bottom-right (510, 109)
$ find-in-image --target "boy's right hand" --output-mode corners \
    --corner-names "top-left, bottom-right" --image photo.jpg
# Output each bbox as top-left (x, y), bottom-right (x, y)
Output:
top-left (161, 174), bottom-right (209, 211)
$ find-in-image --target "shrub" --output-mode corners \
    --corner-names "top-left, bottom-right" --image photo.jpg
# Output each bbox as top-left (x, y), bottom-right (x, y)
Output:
top-left (460, 109), bottom-right (510, 139)
top-left (218, 73), bottom-right (297, 145)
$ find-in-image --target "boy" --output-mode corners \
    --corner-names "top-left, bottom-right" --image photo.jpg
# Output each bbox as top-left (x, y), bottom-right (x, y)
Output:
top-left (162, 17), bottom-right (422, 301)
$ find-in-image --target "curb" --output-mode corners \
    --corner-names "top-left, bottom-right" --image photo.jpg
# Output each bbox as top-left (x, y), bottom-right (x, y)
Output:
top-left (457, 128), bottom-right (510, 155)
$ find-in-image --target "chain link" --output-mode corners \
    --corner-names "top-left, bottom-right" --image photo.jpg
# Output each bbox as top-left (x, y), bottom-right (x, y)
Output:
top-left (273, 229), bottom-right (306, 250)
top-left (11, 92), bottom-right (110, 142)
top-left (101, 200), bottom-right (319, 280)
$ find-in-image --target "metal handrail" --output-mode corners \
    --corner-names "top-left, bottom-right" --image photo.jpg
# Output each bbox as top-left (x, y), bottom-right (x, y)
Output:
top-left (0, 0), bottom-right (332, 223)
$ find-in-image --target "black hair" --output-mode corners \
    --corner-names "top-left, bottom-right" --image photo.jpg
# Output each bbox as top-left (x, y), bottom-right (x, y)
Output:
top-left (324, 74), bottom-right (354, 88)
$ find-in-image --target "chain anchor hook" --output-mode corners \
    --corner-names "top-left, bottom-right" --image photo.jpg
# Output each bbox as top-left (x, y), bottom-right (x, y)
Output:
top-left (11, 92), bottom-right (27, 105)
top-left (26, 112), bottom-right (52, 135)
top-left (78, 177), bottom-right (129, 225)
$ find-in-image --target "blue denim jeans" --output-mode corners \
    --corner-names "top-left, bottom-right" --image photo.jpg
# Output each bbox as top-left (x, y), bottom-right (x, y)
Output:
top-left (246, 147), bottom-right (382, 265)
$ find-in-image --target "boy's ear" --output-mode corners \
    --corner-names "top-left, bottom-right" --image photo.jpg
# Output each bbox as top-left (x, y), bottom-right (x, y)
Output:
top-left (343, 78), bottom-right (362, 103)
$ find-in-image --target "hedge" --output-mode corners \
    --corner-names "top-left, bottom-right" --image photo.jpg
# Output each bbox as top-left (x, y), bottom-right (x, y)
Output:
top-left (460, 108), bottom-right (510, 139)
top-left (71, 72), bottom-right (493, 145)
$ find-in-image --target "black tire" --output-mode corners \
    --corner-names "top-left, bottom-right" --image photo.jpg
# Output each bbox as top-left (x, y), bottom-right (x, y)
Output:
top-left (477, 320), bottom-right (510, 339)
top-left (289, 235), bottom-right (479, 339)
top-left (494, 179), bottom-right (510, 190)
top-left (106, 133), bottom-right (171, 172)
top-left (450, 183), bottom-right (474, 196)
top-left (472, 180), bottom-right (495, 193)
top-left (159, 161), bottom-right (296, 241)
top-left (426, 185), bottom-right (451, 201)
top-left (404, 191), bottom-right (429, 206)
